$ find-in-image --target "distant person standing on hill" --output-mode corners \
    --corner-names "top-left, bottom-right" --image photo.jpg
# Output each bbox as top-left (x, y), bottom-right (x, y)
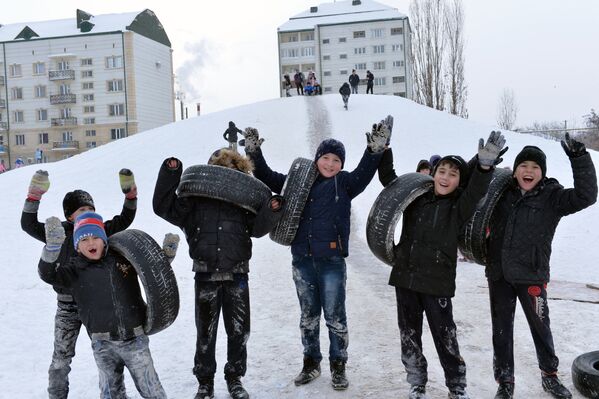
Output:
top-left (283, 74), bottom-right (292, 97)
top-left (223, 121), bottom-right (243, 152)
top-left (349, 70), bottom-right (360, 94)
top-left (294, 70), bottom-right (304, 95)
top-left (339, 82), bottom-right (351, 110)
top-left (366, 70), bottom-right (374, 94)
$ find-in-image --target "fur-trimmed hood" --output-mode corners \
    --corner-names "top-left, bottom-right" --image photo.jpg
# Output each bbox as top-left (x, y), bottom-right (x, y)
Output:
top-left (208, 148), bottom-right (254, 174)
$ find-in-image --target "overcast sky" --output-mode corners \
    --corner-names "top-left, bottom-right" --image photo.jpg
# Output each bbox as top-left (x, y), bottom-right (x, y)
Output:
top-left (2, 0), bottom-right (598, 128)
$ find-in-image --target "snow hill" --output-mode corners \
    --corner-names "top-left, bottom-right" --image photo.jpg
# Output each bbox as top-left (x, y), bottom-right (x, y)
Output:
top-left (1, 94), bottom-right (597, 398)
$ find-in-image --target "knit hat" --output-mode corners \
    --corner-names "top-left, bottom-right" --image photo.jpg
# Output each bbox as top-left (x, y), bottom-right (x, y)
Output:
top-left (513, 145), bottom-right (547, 177)
top-left (433, 155), bottom-right (469, 187)
top-left (63, 190), bottom-right (95, 219)
top-left (416, 159), bottom-right (432, 173)
top-left (73, 212), bottom-right (107, 249)
top-left (429, 154), bottom-right (442, 169)
top-left (314, 138), bottom-right (346, 168)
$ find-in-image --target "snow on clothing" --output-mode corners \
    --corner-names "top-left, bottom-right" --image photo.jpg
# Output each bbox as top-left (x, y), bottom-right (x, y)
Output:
top-left (248, 146), bottom-right (382, 363)
top-left (21, 198), bottom-right (135, 399)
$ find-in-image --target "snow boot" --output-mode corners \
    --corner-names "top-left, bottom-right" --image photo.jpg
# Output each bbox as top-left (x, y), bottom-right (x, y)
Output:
top-left (409, 385), bottom-right (428, 399)
top-left (330, 360), bottom-right (349, 390)
top-left (494, 382), bottom-right (514, 399)
top-left (542, 375), bottom-right (572, 399)
top-left (225, 375), bottom-right (249, 399)
top-left (447, 387), bottom-right (470, 399)
top-left (194, 378), bottom-right (214, 399)
top-left (294, 356), bottom-right (321, 386)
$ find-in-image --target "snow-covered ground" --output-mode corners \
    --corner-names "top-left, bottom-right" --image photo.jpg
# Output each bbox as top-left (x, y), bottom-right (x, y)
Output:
top-left (0, 94), bottom-right (597, 398)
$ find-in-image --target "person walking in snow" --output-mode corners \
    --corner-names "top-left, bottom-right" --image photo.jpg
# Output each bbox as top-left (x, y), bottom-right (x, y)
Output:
top-left (294, 70), bottom-right (304, 95)
top-left (20, 169), bottom-right (138, 399)
top-left (153, 149), bottom-right (284, 399)
top-left (223, 121), bottom-right (243, 152)
top-left (240, 118), bottom-right (391, 391)
top-left (283, 74), bottom-right (292, 97)
top-left (38, 212), bottom-right (177, 398)
top-left (366, 70), bottom-right (374, 94)
top-left (349, 69), bottom-right (360, 94)
top-left (485, 135), bottom-right (597, 399)
top-left (377, 131), bottom-right (506, 399)
top-left (339, 82), bottom-right (351, 110)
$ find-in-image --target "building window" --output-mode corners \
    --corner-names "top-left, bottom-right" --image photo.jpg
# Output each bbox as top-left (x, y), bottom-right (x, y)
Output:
top-left (355, 63), bottom-right (367, 70)
top-left (82, 82), bottom-right (94, 90)
top-left (13, 111), bottom-right (24, 123)
top-left (391, 27), bottom-right (404, 35)
top-left (322, 38), bottom-right (330, 44)
top-left (39, 132), bottom-right (49, 144)
top-left (86, 141), bottom-right (97, 148)
top-left (107, 80), bottom-right (124, 92)
top-left (283, 33), bottom-right (298, 42)
top-left (15, 134), bottom-right (25, 145)
top-left (81, 58), bottom-right (93, 66)
top-left (84, 106), bottom-right (95, 113)
top-left (353, 31), bottom-right (365, 39)
top-left (340, 69), bottom-right (348, 75)
top-left (9, 64), bottom-right (22, 77)
top-left (282, 48), bottom-right (299, 58)
top-left (105, 56), bottom-right (123, 69)
top-left (371, 28), bottom-right (384, 38)
top-left (339, 37), bottom-right (347, 43)
top-left (301, 32), bottom-right (314, 41)
top-left (374, 77), bottom-right (386, 86)
top-left (111, 128), bottom-right (127, 140)
top-left (393, 76), bottom-right (406, 83)
top-left (354, 47), bottom-right (366, 55)
top-left (393, 60), bottom-right (405, 68)
top-left (59, 84), bottom-right (71, 95)
top-left (60, 108), bottom-right (72, 118)
top-left (62, 131), bottom-right (73, 141)
top-left (37, 109), bottom-right (48, 121)
top-left (392, 44), bottom-right (404, 52)
top-left (81, 70), bottom-right (93, 78)
top-left (83, 117), bottom-right (95, 124)
top-left (323, 71), bottom-right (331, 76)
top-left (109, 104), bottom-right (125, 116)
top-left (33, 62), bottom-right (46, 75)
top-left (339, 54), bottom-right (347, 59)
top-left (35, 85), bottom-right (47, 98)
top-left (11, 87), bottom-right (23, 100)
top-left (57, 61), bottom-right (70, 71)
top-left (83, 94), bottom-right (95, 102)
top-left (323, 55), bottom-right (331, 61)
top-left (373, 45), bottom-right (385, 54)
top-left (374, 61), bottom-right (386, 70)
top-left (85, 130), bottom-right (96, 137)
top-left (301, 47), bottom-right (315, 57)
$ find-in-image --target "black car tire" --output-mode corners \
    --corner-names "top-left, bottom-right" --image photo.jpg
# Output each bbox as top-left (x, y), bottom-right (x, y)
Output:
top-left (572, 351), bottom-right (599, 398)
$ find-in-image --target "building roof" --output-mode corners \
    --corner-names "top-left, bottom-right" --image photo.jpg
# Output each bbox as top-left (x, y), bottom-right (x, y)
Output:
top-left (0, 9), bottom-right (171, 47)
top-left (278, 0), bottom-right (407, 32)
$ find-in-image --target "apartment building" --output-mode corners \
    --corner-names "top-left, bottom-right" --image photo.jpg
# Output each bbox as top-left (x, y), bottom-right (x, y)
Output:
top-left (0, 9), bottom-right (175, 167)
top-left (277, 0), bottom-right (412, 98)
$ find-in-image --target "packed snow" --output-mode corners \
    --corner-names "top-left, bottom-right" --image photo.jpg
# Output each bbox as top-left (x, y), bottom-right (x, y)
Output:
top-left (0, 94), bottom-right (597, 398)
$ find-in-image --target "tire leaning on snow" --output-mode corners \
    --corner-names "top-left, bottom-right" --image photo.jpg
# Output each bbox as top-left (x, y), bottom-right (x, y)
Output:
top-left (177, 164), bottom-right (272, 214)
top-left (270, 157), bottom-right (318, 245)
top-left (366, 173), bottom-right (434, 266)
top-left (458, 168), bottom-right (513, 265)
top-left (109, 229), bottom-right (180, 336)
top-left (572, 351), bottom-right (599, 398)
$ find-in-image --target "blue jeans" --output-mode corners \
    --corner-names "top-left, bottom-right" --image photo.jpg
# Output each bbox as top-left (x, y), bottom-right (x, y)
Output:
top-left (291, 255), bottom-right (348, 363)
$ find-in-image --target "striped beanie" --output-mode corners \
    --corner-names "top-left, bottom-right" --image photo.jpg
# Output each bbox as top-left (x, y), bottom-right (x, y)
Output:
top-left (73, 212), bottom-right (107, 249)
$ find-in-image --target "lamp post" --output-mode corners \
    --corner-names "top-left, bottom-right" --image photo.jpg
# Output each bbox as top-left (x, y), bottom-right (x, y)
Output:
top-left (176, 91), bottom-right (185, 120)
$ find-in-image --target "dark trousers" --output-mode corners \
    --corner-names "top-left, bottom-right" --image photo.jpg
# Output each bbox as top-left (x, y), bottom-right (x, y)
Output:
top-left (366, 83), bottom-right (373, 94)
top-left (351, 85), bottom-right (358, 94)
top-left (296, 83), bottom-right (304, 95)
top-left (193, 276), bottom-right (250, 381)
top-left (341, 95), bottom-right (349, 108)
top-left (395, 287), bottom-right (467, 389)
top-left (488, 277), bottom-right (558, 383)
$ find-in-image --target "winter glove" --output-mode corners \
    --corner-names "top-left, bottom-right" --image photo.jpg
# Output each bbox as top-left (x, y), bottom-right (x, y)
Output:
top-left (269, 194), bottom-right (285, 212)
top-left (165, 157), bottom-right (181, 170)
top-left (241, 127), bottom-right (264, 153)
top-left (162, 233), bottom-right (180, 262)
top-left (44, 217), bottom-right (66, 252)
top-left (477, 131), bottom-right (507, 168)
top-left (366, 118), bottom-right (392, 153)
top-left (27, 170), bottom-right (50, 201)
top-left (561, 132), bottom-right (587, 158)
top-left (118, 168), bottom-right (137, 200)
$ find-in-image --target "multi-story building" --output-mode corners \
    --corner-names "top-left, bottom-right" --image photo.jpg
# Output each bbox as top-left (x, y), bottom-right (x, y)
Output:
top-left (0, 9), bottom-right (174, 167)
top-left (277, 0), bottom-right (412, 99)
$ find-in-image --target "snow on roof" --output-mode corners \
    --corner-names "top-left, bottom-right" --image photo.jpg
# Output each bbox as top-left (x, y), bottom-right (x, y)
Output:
top-left (278, 0), bottom-right (406, 32)
top-left (0, 11), bottom-right (141, 42)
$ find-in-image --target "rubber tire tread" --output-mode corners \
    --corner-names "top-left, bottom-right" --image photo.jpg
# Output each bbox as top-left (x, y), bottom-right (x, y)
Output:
top-left (366, 173), bottom-right (434, 266)
top-left (269, 158), bottom-right (318, 245)
top-left (177, 164), bottom-right (272, 214)
top-left (458, 168), bottom-right (512, 265)
top-left (572, 351), bottom-right (599, 398)
top-left (109, 229), bottom-right (180, 335)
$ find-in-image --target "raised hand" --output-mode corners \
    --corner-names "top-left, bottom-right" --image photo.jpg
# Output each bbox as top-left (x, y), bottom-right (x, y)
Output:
top-left (366, 118), bottom-right (392, 153)
top-left (241, 127), bottom-right (265, 153)
top-left (119, 169), bottom-right (137, 200)
top-left (28, 170), bottom-right (50, 201)
top-left (478, 131), bottom-right (507, 168)
top-left (44, 216), bottom-right (66, 252)
top-left (561, 132), bottom-right (586, 158)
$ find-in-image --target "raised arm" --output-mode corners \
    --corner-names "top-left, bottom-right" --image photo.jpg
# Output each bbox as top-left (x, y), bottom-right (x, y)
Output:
top-left (21, 170), bottom-right (51, 242)
top-left (242, 127), bottom-right (287, 193)
top-left (152, 157), bottom-right (192, 227)
top-left (104, 169), bottom-right (137, 235)
top-left (38, 217), bottom-right (76, 288)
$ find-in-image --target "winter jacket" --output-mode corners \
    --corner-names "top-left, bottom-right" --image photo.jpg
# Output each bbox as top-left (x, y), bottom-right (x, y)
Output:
top-left (38, 251), bottom-right (146, 340)
top-left (21, 199), bottom-right (136, 300)
top-left (294, 72), bottom-right (304, 84)
top-left (486, 152), bottom-right (597, 284)
top-left (339, 83), bottom-right (351, 96)
top-left (349, 73), bottom-right (360, 87)
top-left (366, 72), bottom-right (374, 85)
top-left (249, 147), bottom-right (382, 258)
top-left (152, 160), bottom-right (282, 276)
top-left (223, 126), bottom-right (242, 143)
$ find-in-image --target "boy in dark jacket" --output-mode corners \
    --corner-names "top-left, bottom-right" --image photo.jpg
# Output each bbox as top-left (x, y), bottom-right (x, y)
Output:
top-left (21, 169), bottom-right (137, 399)
top-left (378, 132), bottom-right (506, 399)
top-left (223, 121), bottom-right (243, 152)
top-left (339, 82), bottom-right (351, 110)
top-left (152, 148), bottom-right (283, 399)
top-left (486, 134), bottom-right (597, 399)
top-left (241, 117), bottom-right (391, 390)
top-left (38, 212), bottom-right (177, 399)
top-left (366, 70), bottom-right (374, 94)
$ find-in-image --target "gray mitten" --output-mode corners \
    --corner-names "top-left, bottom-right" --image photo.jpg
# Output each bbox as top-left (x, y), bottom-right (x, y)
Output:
top-left (162, 233), bottom-right (180, 261)
top-left (241, 127), bottom-right (265, 153)
top-left (42, 217), bottom-right (66, 263)
top-left (478, 131), bottom-right (507, 167)
top-left (366, 118), bottom-right (392, 153)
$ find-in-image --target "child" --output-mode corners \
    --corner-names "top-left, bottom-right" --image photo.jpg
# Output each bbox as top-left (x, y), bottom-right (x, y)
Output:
top-left (486, 134), bottom-right (597, 399)
top-left (38, 212), bottom-right (177, 398)
top-left (415, 159), bottom-right (432, 175)
top-left (339, 82), bottom-right (351, 110)
top-left (223, 121), bottom-right (243, 152)
top-left (21, 169), bottom-right (137, 399)
top-left (152, 148), bottom-right (284, 399)
top-left (241, 117), bottom-right (392, 390)
top-left (377, 131), bottom-right (506, 399)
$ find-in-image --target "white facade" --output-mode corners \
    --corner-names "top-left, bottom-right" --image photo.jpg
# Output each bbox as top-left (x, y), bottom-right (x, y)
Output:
top-left (277, 0), bottom-right (412, 98)
top-left (0, 9), bottom-right (174, 166)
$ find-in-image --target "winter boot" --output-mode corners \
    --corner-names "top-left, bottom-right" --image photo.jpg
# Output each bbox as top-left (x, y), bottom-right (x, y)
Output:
top-left (330, 360), bottom-right (349, 390)
top-left (541, 374), bottom-right (572, 399)
top-left (494, 382), bottom-right (514, 399)
top-left (409, 385), bottom-right (428, 399)
top-left (194, 378), bottom-right (214, 399)
top-left (447, 387), bottom-right (470, 399)
top-left (294, 356), bottom-right (321, 386)
top-left (225, 375), bottom-right (249, 399)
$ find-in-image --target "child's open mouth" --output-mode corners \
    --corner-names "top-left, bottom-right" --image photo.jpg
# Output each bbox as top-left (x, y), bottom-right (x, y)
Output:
top-left (89, 248), bottom-right (97, 254)
top-left (523, 176), bottom-right (534, 183)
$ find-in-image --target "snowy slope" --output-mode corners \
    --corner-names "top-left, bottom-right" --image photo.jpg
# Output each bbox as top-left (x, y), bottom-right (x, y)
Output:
top-left (0, 94), bottom-right (597, 398)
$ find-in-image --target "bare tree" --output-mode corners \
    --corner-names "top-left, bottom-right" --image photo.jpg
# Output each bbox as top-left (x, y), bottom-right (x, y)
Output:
top-left (584, 108), bottom-right (599, 130)
top-left (444, 0), bottom-right (467, 117)
top-left (496, 88), bottom-right (518, 130)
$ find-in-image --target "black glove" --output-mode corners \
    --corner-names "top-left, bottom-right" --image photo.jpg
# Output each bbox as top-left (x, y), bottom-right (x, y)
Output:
top-left (165, 157), bottom-right (180, 170)
top-left (561, 132), bottom-right (586, 158)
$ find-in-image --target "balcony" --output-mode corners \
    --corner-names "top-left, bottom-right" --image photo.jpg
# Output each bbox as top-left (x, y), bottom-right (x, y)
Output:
top-left (48, 70), bottom-right (75, 81)
top-left (51, 117), bottom-right (77, 127)
top-left (52, 141), bottom-right (79, 150)
top-left (0, 122), bottom-right (7, 130)
top-left (50, 94), bottom-right (76, 105)
top-left (0, 99), bottom-right (5, 108)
